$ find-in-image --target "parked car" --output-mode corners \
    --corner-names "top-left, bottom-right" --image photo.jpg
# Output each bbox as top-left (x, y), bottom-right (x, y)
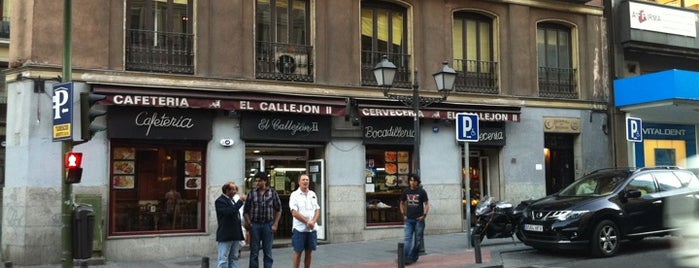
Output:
top-left (518, 166), bottom-right (699, 257)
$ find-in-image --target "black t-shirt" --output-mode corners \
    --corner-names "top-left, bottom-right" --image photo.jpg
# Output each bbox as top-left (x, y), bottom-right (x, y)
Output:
top-left (400, 187), bottom-right (429, 219)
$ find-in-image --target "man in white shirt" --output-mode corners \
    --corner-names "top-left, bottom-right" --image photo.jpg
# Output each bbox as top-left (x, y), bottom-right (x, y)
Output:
top-left (289, 174), bottom-right (320, 268)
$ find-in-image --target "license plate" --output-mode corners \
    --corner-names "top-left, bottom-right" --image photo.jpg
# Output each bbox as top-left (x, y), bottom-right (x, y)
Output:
top-left (524, 224), bottom-right (543, 232)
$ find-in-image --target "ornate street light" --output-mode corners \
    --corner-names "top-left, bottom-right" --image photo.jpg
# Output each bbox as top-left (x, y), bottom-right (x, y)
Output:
top-left (373, 55), bottom-right (456, 176)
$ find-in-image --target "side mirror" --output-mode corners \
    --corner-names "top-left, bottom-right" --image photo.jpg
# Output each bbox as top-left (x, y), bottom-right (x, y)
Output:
top-left (625, 189), bottom-right (643, 198)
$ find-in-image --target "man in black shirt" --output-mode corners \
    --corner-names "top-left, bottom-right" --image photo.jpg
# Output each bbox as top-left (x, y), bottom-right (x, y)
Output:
top-left (399, 174), bottom-right (429, 265)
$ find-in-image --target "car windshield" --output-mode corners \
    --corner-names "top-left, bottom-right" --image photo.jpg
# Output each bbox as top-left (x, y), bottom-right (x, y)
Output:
top-left (558, 171), bottom-right (628, 197)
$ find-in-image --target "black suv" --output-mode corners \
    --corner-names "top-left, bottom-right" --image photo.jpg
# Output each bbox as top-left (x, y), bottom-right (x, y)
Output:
top-left (519, 166), bottom-right (699, 257)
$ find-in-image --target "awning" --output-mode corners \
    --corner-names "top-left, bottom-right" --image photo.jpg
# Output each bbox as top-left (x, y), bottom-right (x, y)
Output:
top-left (356, 98), bottom-right (521, 122)
top-left (614, 69), bottom-right (699, 124)
top-left (92, 85), bottom-right (348, 116)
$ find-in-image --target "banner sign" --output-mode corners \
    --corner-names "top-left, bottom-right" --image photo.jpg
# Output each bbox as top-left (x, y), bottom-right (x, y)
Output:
top-left (107, 106), bottom-right (213, 140)
top-left (240, 112), bottom-right (331, 142)
top-left (359, 107), bottom-right (519, 122)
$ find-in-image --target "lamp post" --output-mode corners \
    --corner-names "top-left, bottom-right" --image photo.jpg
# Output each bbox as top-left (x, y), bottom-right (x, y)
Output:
top-left (373, 55), bottom-right (456, 176)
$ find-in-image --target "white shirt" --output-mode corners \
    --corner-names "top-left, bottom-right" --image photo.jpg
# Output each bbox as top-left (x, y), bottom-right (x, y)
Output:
top-left (289, 188), bottom-right (320, 232)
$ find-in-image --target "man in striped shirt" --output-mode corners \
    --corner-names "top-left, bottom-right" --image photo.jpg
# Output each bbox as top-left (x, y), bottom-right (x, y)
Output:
top-left (243, 171), bottom-right (282, 268)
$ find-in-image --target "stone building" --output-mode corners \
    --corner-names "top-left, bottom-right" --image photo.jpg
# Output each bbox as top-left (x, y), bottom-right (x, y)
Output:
top-left (2, 0), bottom-right (608, 264)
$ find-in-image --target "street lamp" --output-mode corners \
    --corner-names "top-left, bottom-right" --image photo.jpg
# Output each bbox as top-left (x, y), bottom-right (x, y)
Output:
top-left (373, 55), bottom-right (456, 176)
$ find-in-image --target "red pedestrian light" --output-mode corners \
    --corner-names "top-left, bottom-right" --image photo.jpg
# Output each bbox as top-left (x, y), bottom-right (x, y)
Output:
top-left (65, 152), bottom-right (83, 184)
top-left (65, 152), bottom-right (83, 168)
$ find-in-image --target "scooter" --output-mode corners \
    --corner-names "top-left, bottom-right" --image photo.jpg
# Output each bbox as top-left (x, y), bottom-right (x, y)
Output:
top-left (470, 195), bottom-right (529, 246)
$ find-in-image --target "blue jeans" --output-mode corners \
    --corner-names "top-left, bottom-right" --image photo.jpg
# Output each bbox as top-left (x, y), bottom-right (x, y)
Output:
top-left (403, 219), bottom-right (425, 263)
top-left (217, 240), bottom-right (241, 268)
top-left (249, 222), bottom-right (274, 268)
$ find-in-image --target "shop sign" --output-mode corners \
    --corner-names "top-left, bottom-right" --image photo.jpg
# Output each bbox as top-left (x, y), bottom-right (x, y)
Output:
top-left (240, 112), bottom-right (331, 142)
top-left (474, 126), bottom-right (506, 146)
top-left (362, 117), bottom-right (414, 145)
top-left (107, 107), bottom-right (213, 140)
top-left (359, 108), bottom-right (519, 122)
top-left (103, 94), bottom-right (345, 116)
top-left (642, 123), bottom-right (694, 139)
top-left (543, 117), bottom-right (580, 133)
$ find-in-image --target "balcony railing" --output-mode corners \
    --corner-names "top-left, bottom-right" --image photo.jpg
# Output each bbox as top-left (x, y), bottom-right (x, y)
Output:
top-left (256, 42), bottom-right (314, 82)
top-left (125, 29), bottom-right (194, 74)
top-left (0, 17), bottom-right (10, 39)
top-left (361, 51), bottom-right (411, 89)
top-left (538, 67), bottom-right (578, 99)
top-left (453, 59), bottom-right (498, 94)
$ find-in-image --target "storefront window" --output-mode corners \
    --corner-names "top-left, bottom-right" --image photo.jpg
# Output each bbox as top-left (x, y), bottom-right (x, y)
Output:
top-left (109, 141), bottom-right (206, 235)
top-left (365, 146), bottom-right (411, 226)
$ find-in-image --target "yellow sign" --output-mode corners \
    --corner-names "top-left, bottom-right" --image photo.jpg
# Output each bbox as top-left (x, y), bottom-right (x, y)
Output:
top-left (53, 124), bottom-right (71, 139)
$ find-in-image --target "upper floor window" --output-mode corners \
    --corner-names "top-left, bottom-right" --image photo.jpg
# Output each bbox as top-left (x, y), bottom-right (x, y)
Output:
top-left (537, 22), bottom-right (577, 99)
top-left (0, 0), bottom-right (10, 39)
top-left (125, 0), bottom-right (194, 74)
top-left (453, 12), bottom-right (497, 94)
top-left (360, 1), bottom-right (410, 88)
top-left (255, 0), bottom-right (314, 82)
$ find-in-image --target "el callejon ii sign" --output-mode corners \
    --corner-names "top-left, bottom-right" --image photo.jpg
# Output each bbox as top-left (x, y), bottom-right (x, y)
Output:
top-left (108, 106), bottom-right (214, 140)
top-left (240, 112), bottom-right (331, 142)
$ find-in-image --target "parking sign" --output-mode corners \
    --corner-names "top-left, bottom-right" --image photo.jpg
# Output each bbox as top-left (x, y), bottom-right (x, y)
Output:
top-left (626, 117), bottom-right (643, 142)
top-left (456, 113), bottom-right (479, 142)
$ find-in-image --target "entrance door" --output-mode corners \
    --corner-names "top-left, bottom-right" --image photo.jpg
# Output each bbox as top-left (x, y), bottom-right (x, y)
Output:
top-left (307, 159), bottom-right (326, 239)
top-left (544, 134), bottom-right (575, 195)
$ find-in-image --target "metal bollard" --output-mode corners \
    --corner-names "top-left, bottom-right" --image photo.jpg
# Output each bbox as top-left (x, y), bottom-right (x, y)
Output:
top-left (474, 234), bottom-right (482, 264)
top-left (397, 242), bottom-right (405, 268)
top-left (201, 256), bottom-right (209, 268)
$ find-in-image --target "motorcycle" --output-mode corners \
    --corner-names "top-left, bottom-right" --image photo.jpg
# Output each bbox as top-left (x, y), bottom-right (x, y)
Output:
top-left (470, 195), bottom-right (529, 246)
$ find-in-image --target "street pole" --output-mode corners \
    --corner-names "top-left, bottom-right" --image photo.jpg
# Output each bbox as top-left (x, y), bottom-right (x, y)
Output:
top-left (61, 0), bottom-right (74, 267)
top-left (412, 70), bottom-right (420, 177)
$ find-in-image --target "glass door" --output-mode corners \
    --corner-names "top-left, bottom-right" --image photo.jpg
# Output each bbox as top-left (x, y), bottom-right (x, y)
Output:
top-left (307, 159), bottom-right (325, 239)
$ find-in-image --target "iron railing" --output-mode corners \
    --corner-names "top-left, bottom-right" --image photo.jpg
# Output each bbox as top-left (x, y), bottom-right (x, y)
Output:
top-left (361, 51), bottom-right (412, 89)
top-left (125, 29), bottom-right (194, 74)
top-left (256, 42), bottom-right (314, 82)
top-left (0, 17), bottom-right (10, 39)
top-left (538, 67), bottom-right (577, 99)
top-left (453, 59), bottom-right (498, 94)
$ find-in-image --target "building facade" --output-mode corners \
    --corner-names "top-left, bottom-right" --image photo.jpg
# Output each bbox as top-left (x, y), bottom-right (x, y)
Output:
top-left (611, 0), bottom-right (699, 168)
top-left (2, 0), bottom-right (608, 264)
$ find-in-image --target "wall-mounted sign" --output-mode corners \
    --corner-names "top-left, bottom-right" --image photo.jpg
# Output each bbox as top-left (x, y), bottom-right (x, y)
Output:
top-left (543, 117), bottom-right (580, 133)
top-left (474, 125), bottom-right (506, 146)
top-left (629, 2), bottom-right (696, 37)
top-left (362, 117), bottom-right (414, 145)
top-left (107, 107), bottom-right (213, 140)
top-left (359, 108), bottom-right (519, 122)
top-left (240, 112), bottom-right (331, 142)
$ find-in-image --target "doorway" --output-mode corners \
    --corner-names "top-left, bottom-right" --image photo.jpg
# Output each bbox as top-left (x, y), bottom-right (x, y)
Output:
top-left (244, 146), bottom-right (326, 240)
top-left (544, 133), bottom-right (575, 195)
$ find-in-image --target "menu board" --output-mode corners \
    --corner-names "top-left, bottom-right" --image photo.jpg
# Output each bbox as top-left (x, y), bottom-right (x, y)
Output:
top-left (384, 150), bottom-right (410, 187)
top-left (112, 147), bottom-right (136, 189)
top-left (184, 150), bottom-right (203, 190)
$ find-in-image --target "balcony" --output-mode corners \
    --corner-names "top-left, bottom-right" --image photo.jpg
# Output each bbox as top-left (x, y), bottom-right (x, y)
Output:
top-left (0, 17), bottom-right (9, 39)
top-left (361, 51), bottom-right (411, 89)
top-left (256, 42), bottom-right (314, 82)
top-left (454, 59), bottom-right (498, 94)
top-left (538, 67), bottom-right (578, 99)
top-left (125, 29), bottom-right (194, 74)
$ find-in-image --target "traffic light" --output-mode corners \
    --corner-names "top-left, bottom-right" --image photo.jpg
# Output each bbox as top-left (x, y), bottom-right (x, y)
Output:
top-left (65, 152), bottom-right (83, 184)
top-left (80, 92), bottom-right (107, 141)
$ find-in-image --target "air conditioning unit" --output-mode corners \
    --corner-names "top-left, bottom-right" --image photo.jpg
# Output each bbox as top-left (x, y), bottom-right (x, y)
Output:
top-left (274, 51), bottom-right (309, 76)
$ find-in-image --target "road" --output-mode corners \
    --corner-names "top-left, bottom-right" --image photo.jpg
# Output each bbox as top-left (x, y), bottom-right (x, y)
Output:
top-left (500, 237), bottom-right (684, 268)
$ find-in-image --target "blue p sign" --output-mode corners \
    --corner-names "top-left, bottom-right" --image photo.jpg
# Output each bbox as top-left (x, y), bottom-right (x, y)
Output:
top-left (456, 113), bottom-right (479, 142)
top-left (626, 117), bottom-right (642, 142)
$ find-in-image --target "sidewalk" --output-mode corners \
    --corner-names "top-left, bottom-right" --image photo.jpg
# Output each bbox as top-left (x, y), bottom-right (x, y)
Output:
top-left (13, 233), bottom-right (530, 268)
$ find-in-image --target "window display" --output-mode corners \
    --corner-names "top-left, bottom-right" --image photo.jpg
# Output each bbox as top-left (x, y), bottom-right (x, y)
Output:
top-left (110, 141), bottom-right (206, 235)
top-left (365, 147), bottom-right (411, 226)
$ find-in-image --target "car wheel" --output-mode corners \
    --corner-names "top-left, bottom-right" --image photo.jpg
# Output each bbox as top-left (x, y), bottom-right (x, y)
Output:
top-left (590, 220), bottom-right (620, 257)
top-left (515, 229), bottom-right (524, 242)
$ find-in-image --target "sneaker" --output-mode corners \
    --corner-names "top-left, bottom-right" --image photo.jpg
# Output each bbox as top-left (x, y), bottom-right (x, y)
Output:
top-left (376, 202), bottom-right (391, 208)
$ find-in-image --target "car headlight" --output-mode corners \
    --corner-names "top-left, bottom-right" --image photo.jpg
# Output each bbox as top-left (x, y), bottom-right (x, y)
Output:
top-left (550, 210), bottom-right (589, 221)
